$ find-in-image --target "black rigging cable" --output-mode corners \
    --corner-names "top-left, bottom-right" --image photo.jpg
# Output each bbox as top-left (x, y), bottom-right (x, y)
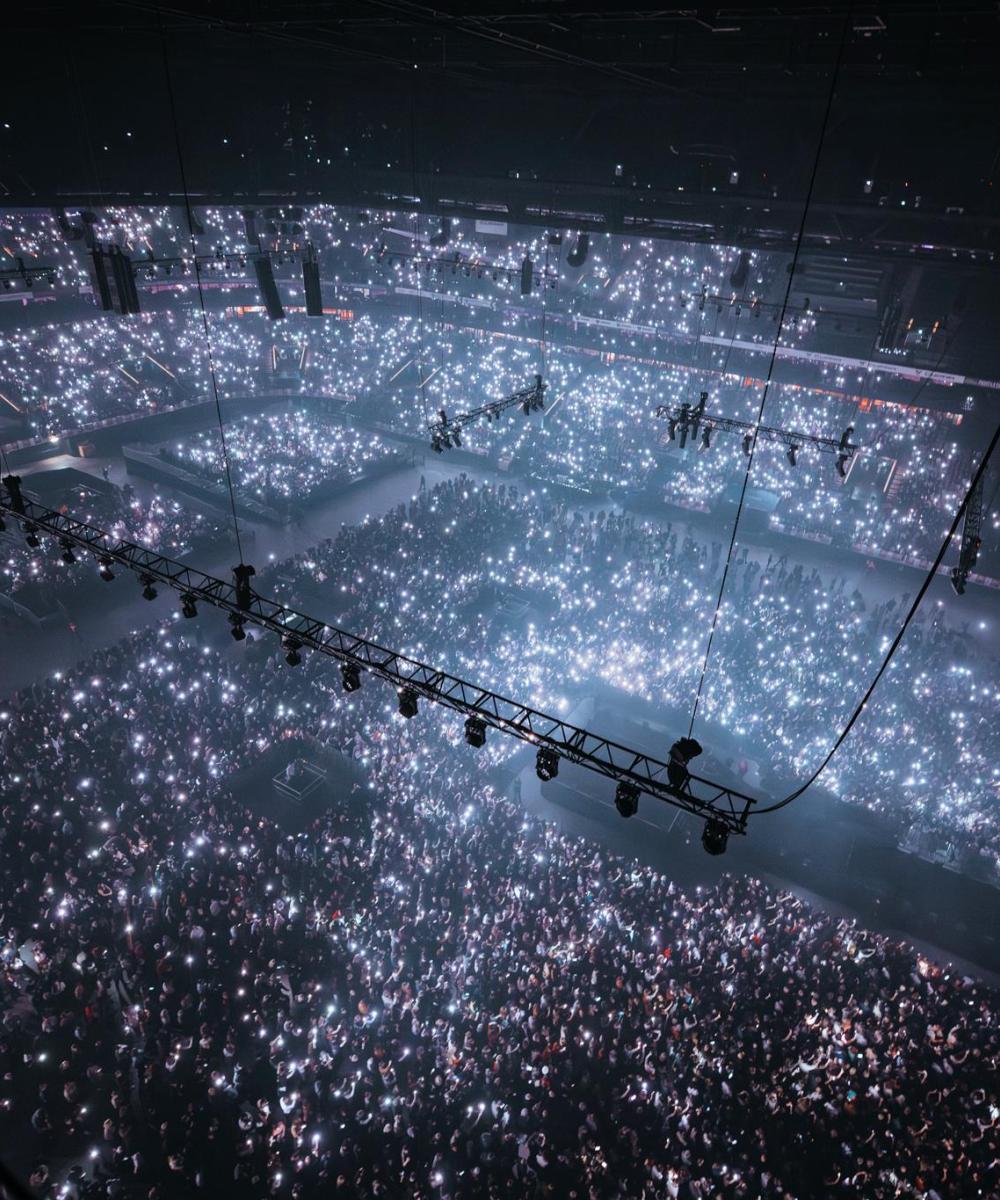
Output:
top-left (539, 241), bottom-right (550, 381)
top-left (754, 418), bottom-right (999, 815)
top-left (686, 7), bottom-right (852, 739)
top-left (409, 92), bottom-right (432, 429)
top-left (158, 18), bottom-right (246, 565)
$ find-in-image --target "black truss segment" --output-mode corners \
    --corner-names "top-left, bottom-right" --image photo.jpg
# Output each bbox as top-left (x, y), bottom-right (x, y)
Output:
top-left (0, 488), bottom-right (756, 836)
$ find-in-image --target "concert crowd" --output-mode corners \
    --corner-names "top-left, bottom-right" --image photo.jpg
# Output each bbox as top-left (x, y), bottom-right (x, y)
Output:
top-left (0, 302), bottom-right (984, 573)
top-left (1, 581), bottom-right (998, 1199)
top-left (0, 206), bottom-right (997, 1200)
top-left (167, 410), bottom-right (402, 506)
top-left (265, 477), bottom-right (1000, 879)
top-left (1, 486), bottom-right (226, 611)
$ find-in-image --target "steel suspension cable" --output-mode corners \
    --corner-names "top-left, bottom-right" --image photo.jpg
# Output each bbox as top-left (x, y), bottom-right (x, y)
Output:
top-left (686, 7), bottom-right (852, 739)
top-left (754, 418), bottom-right (999, 815)
top-left (158, 17), bottom-right (246, 564)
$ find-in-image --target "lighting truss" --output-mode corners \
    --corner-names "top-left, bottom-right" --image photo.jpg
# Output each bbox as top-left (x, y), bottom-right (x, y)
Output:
top-left (0, 257), bottom-right (59, 289)
top-left (656, 392), bottom-right (858, 468)
top-left (678, 288), bottom-right (828, 321)
top-left (133, 249), bottom-right (252, 278)
top-left (375, 244), bottom-right (558, 289)
top-left (428, 375), bottom-right (547, 450)
top-left (0, 481), bottom-right (756, 837)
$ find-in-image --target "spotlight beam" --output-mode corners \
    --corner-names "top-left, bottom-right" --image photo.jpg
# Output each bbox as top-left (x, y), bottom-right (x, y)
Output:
top-left (0, 491), bottom-right (755, 838)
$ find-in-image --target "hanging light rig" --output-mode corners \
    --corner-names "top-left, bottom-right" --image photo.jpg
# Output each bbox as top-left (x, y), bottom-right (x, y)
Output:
top-left (657, 392), bottom-right (858, 475)
top-left (429, 375), bottom-right (547, 452)
top-left (0, 480), bottom-right (755, 849)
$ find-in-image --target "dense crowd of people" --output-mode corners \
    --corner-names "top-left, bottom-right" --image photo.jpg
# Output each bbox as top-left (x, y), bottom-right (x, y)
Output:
top-left (1, 301), bottom-right (982, 568)
top-left (0, 483), bottom-right (226, 611)
top-left (0, 205), bottom-right (997, 1199)
top-left (266, 477), bottom-right (1000, 880)
top-left (164, 409), bottom-right (403, 505)
top-left (2, 584), bottom-right (1000, 1198)
top-left (2, 203), bottom-right (988, 575)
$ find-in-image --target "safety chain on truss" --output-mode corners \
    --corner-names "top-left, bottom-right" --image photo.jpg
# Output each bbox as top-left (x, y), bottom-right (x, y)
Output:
top-left (428, 375), bottom-right (547, 451)
top-left (0, 480), bottom-right (755, 837)
top-left (656, 392), bottom-right (858, 475)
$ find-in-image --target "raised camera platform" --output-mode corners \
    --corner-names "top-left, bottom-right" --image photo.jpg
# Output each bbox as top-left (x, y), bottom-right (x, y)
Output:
top-left (272, 758), bottom-right (328, 805)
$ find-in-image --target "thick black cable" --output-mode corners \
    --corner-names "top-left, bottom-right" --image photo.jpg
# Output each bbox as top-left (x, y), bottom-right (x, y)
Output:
top-left (539, 242), bottom-right (550, 380)
top-left (686, 7), bottom-right (852, 739)
top-left (0, 1157), bottom-right (36, 1200)
top-left (754, 419), bottom-right (999, 815)
top-left (158, 18), bottom-right (245, 565)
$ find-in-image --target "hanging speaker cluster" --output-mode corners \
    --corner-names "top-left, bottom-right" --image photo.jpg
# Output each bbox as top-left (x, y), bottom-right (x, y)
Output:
top-left (566, 233), bottom-right (590, 269)
top-left (252, 254), bottom-right (285, 321)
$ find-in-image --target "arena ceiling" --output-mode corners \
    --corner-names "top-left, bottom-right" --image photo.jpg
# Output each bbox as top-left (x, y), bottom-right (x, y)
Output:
top-left (2, 2), bottom-right (999, 257)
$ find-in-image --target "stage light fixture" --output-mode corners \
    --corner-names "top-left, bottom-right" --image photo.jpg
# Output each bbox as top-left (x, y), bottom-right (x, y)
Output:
top-left (678, 426), bottom-right (688, 450)
top-left (702, 818), bottom-right (729, 856)
top-left (535, 747), bottom-right (559, 781)
top-left (452, 428), bottom-right (462, 447)
top-left (98, 556), bottom-right (115, 582)
top-left (180, 593), bottom-right (198, 619)
top-left (341, 662), bottom-right (362, 692)
top-left (283, 637), bottom-right (303, 666)
top-left (614, 781), bottom-right (640, 818)
top-left (431, 434), bottom-right (443, 453)
top-left (667, 417), bottom-right (677, 441)
top-left (787, 444), bottom-right (799, 467)
top-left (24, 526), bottom-right (41, 548)
top-left (229, 614), bottom-right (247, 641)
top-left (140, 575), bottom-right (157, 601)
top-left (949, 567), bottom-right (967, 596)
top-left (398, 687), bottom-right (419, 719)
top-left (59, 540), bottom-right (76, 564)
top-left (742, 434), bottom-right (752, 456)
top-left (836, 453), bottom-right (850, 478)
top-left (700, 425), bottom-right (712, 451)
top-left (464, 715), bottom-right (487, 747)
